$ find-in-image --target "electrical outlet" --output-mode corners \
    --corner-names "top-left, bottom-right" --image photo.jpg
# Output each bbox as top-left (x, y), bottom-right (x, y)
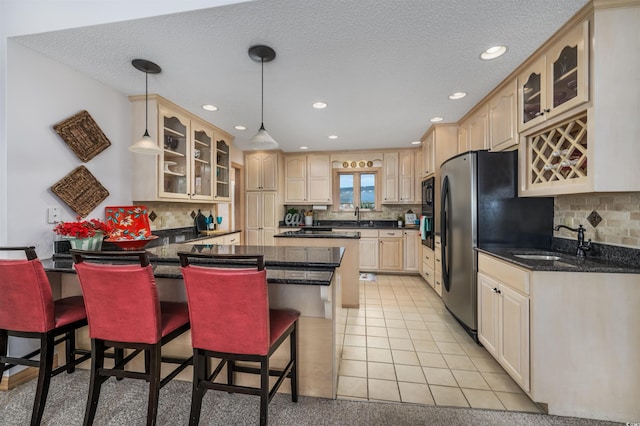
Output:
top-left (48, 207), bottom-right (61, 224)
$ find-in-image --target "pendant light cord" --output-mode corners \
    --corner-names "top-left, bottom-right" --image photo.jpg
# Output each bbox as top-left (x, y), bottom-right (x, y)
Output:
top-left (260, 57), bottom-right (264, 124)
top-left (144, 70), bottom-right (149, 134)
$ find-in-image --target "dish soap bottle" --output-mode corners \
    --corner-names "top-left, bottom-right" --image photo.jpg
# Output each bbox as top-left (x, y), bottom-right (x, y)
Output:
top-left (208, 211), bottom-right (215, 230)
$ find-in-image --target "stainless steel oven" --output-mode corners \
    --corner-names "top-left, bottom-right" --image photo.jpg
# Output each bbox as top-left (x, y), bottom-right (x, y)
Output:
top-left (421, 177), bottom-right (435, 249)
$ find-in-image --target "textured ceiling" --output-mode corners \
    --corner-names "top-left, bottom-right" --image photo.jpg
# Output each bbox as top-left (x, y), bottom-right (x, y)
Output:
top-left (13, 0), bottom-right (589, 152)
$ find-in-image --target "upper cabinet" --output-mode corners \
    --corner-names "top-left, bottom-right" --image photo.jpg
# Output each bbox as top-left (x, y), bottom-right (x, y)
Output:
top-left (518, 20), bottom-right (589, 132)
top-left (421, 131), bottom-right (435, 177)
top-left (246, 151), bottom-right (279, 191)
top-left (284, 153), bottom-right (332, 204)
top-left (382, 150), bottom-right (417, 204)
top-left (458, 103), bottom-right (488, 153)
top-left (488, 79), bottom-right (518, 151)
top-left (130, 95), bottom-right (234, 203)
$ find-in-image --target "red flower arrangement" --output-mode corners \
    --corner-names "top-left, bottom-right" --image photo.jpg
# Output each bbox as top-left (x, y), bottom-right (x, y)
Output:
top-left (53, 216), bottom-right (113, 238)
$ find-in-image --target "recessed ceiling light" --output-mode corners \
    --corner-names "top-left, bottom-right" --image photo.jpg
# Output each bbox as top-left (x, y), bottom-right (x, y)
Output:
top-left (300, 146), bottom-right (308, 150)
top-left (411, 141), bottom-right (421, 145)
top-left (202, 104), bottom-right (218, 111)
top-left (449, 92), bottom-right (467, 100)
top-left (234, 125), bottom-right (246, 130)
top-left (430, 116), bottom-right (444, 122)
top-left (328, 135), bottom-right (338, 140)
top-left (313, 102), bottom-right (328, 109)
top-left (481, 45), bottom-right (507, 60)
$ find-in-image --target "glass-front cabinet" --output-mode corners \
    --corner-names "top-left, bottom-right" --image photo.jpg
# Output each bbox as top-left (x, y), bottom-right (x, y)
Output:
top-left (214, 139), bottom-right (230, 201)
top-left (518, 20), bottom-right (589, 132)
top-left (130, 94), bottom-right (234, 203)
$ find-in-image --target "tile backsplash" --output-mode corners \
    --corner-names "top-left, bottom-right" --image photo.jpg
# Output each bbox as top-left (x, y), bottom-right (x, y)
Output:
top-left (135, 201), bottom-right (218, 231)
top-left (291, 204), bottom-right (421, 223)
top-left (554, 192), bottom-right (640, 249)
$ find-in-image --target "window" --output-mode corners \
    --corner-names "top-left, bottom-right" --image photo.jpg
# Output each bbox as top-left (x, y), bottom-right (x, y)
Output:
top-left (336, 171), bottom-right (378, 211)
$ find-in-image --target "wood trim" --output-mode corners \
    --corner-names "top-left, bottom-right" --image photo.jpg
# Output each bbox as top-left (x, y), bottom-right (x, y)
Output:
top-left (0, 355), bottom-right (58, 391)
top-left (593, 0), bottom-right (640, 10)
top-left (231, 161), bottom-right (245, 245)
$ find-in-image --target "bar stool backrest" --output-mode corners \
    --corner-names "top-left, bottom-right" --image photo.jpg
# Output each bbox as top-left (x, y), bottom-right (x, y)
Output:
top-left (179, 253), bottom-right (270, 355)
top-left (71, 250), bottom-right (162, 344)
top-left (0, 247), bottom-right (54, 333)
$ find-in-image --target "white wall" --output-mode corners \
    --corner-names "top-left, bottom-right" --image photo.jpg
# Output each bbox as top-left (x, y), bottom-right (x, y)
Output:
top-left (6, 42), bottom-right (133, 257)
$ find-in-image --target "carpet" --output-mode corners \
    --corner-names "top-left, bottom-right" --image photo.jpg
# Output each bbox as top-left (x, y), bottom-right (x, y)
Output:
top-left (0, 370), bottom-right (618, 426)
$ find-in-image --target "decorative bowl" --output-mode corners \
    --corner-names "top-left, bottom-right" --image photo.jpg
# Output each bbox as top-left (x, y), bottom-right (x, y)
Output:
top-left (105, 235), bottom-right (158, 250)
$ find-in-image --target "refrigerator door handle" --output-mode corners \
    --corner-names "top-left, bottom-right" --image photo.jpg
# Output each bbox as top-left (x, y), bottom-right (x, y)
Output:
top-left (441, 175), bottom-right (451, 292)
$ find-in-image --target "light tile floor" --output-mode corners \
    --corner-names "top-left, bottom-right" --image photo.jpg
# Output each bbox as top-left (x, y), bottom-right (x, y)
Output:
top-left (337, 274), bottom-right (542, 413)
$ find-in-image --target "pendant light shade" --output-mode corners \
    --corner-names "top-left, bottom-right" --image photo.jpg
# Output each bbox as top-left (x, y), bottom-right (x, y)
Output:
top-left (130, 59), bottom-right (162, 155)
top-left (248, 45), bottom-right (279, 150)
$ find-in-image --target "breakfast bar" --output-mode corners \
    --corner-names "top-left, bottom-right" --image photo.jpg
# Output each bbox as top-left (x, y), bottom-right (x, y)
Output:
top-left (42, 244), bottom-right (347, 399)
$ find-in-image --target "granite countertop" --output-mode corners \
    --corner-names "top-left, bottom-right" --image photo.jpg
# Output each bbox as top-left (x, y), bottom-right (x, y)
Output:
top-left (46, 244), bottom-right (343, 286)
top-left (274, 229), bottom-right (360, 239)
top-left (278, 220), bottom-right (419, 230)
top-left (477, 247), bottom-right (640, 274)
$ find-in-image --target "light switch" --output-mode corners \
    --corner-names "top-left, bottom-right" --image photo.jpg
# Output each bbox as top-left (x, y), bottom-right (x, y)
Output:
top-left (48, 207), bottom-right (61, 224)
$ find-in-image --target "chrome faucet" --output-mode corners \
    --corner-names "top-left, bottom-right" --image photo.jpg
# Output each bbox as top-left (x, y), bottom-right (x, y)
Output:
top-left (354, 206), bottom-right (360, 225)
top-left (554, 224), bottom-right (592, 257)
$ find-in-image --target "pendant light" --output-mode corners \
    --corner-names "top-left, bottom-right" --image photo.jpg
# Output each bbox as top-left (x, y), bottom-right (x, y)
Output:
top-left (129, 59), bottom-right (163, 155)
top-left (247, 45), bottom-right (279, 150)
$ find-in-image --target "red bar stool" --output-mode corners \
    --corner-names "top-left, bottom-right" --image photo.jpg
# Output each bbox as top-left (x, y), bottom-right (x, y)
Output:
top-left (0, 246), bottom-right (90, 426)
top-left (71, 249), bottom-right (192, 426)
top-left (178, 252), bottom-right (300, 426)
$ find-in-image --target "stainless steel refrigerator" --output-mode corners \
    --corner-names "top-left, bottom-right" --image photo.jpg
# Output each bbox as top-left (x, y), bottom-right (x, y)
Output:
top-left (440, 150), bottom-right (553, 341)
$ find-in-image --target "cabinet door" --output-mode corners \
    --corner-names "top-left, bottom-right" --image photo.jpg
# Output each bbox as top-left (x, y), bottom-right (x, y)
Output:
top-left (383, 152), bottom-right (398, 202)
top-left (546, 20), bottom-right (589, 120)
top-left (159, 106), bottom-right (190, 200)
top-left (214, 139), bottom-right (230, 200)
top-left (190, 120), bottom-right (214, 201)
top-left (246, 192), bottom-right (262, 230)
top-left (379, 238), bottom-right (403, 271)
top-left (359, 238), bottom-right (379, 270)
top-left (478, 273), bottom-right (500, 357)
top-left (499, 283), bottom-right (530, 391)
top-left (403, 230), bottom-right (419, 272)
top-left (398, 151), bottom-right (415, 202)
top-left (468, 105), bottom-right (489, 151)
top-left (518, 57), bottom-right (547, 132)
top-left (489, 80), bottom-right (517, 152)
top-left (261, 153), bottom-right (278, 191)
top-left (422, 132), bottom-right (435, 176)
top-left (245, 153), bottom-right (263, 190)
top-left (457, 122), bottom-right (469, 154)
top-left (285, 155), bottom-right (307, 203)
top-left (307, 154), bottom-right (332, 203)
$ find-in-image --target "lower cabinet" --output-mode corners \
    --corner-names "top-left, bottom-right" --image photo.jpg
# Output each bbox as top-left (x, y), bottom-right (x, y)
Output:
top-left (359, 232), bottom-right (379, 270)
top-left (354, 229), bottom-right (412, 272)
top-left (379, 230), bottom-right (403, 271)
top-left (478, 253), bottom-right (530, 392)
top-left (403, 230), bottom-right (420, 272)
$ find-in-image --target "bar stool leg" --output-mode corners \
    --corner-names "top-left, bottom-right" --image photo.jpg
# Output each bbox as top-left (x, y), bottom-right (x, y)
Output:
top-left (259, 357), bottom-right (269, 426)
top-left (227, 359), bottom-right (235, 385)
top-left (146, 345), bottom-right (161, 426)
top-left (31, 333), bottom-right (55, 426)
top-left (65, 330), bottom-right (76, 373)
top-left (189, 349), bottom-right (206, 426)
top-left (115, 348), bottom-right (124, 381)
top-left (290, 324), bottom-right (298, 402)
top-left (0, 329), bottom-right (7, 380)
top-left (84, 340), bottom-right (106, 426)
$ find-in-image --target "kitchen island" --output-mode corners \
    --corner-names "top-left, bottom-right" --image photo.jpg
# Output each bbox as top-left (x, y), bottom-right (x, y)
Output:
top-left (42, 244), bottom-right (347, 399)
top-left (274, 229), bottom-right (360, 308)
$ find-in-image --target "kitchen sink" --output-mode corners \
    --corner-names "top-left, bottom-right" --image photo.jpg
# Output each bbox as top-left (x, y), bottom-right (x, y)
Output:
top-left (514, 254), bottom-right (563, 261)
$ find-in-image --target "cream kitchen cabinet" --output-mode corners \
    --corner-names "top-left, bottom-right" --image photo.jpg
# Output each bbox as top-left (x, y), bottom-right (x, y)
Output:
top-left (477, 259), bottom-right (530, 392)
top-left (245, 152), bottom-right (279, 191)
top-left (284, 154), bottom-right (332, 204)
top-left (434, 236), bottom-right (442, 296)
top-left (379, 229), bottom-right (403, 271)
top-left (223, 232), bottom-right (240, 245)
top-left (382, 152), bottom-right (398, 203)
top-left (245, 191), bottom-right (278, 246)
top-left (488, 79), bottom-right (517, 151)
top-left (130, 95), bottom-right (233, 203)
top-left (458, 104), bottom-right (488, 153)
top-left (383, 150), bottom-right (417, 204)
top-left (213, 138), bottom-right (231, 201)
top-left (420, 244), bottom-right (436, 290)
top-left (357, 229), bottom-right (379, 271)
top-left (518, 20), bottom-right (589, 132)
top-left (421, 131), bottom-right (435, 177)
top-left (403, 229), bottom-right (420, 272)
